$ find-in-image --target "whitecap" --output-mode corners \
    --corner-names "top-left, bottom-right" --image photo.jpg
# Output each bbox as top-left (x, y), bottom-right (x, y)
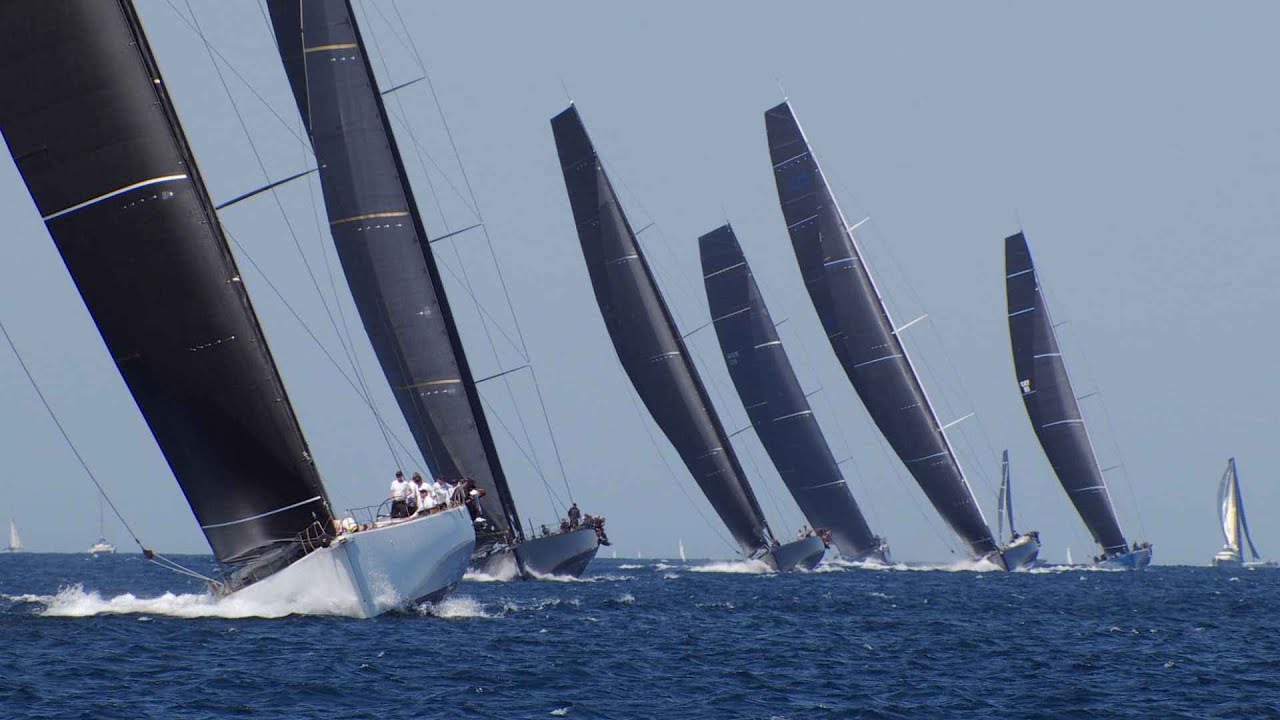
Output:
top-left (420, 595), bottom-right (492, 619)
top-left (687, 559), bottom-right (773, 574)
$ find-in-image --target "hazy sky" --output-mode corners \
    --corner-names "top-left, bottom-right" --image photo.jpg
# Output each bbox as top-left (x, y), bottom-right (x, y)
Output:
top-left (1, 1), bottom-right (1276, 566)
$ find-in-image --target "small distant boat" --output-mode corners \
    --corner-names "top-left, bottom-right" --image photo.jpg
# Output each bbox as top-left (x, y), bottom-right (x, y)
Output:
top-left (995, 451), bottom-right (1041, 570)
top-left (1213, 458), bottom-right (1275, 569)
top-left (1066, 547), bottom-right (1074, 566)
top-left (5, 519), bottom-right (20, 553)
top-left (678, 539), bottom-right (687, 563)
top-left (88, 498), bottom-right (115, 555)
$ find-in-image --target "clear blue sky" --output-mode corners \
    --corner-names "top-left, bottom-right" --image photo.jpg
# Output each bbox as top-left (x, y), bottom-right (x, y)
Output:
top-left (1, 1), bottom-right (1276, 565)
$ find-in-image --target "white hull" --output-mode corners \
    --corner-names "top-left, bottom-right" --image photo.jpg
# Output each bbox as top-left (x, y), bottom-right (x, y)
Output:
top-left (229, 506), bottom-right (474, 618)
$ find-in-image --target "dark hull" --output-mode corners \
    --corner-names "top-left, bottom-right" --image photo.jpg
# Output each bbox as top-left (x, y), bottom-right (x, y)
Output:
top-left (470, 527), bottom-right (600, 579)
top-left (767, 536), bottom-right (827, 571)
top-left (1097, 546), bottom-right (1152, 571)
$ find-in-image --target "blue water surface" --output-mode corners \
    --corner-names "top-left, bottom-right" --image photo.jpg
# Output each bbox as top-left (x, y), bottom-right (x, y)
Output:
top-left (1, 554), bottom-right (1277, 719)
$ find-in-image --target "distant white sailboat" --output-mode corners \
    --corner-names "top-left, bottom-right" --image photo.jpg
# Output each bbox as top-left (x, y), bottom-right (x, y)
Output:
top-left (6, 519), bottom-right (20, 552)
top-left (88, 497), bottom-right (115, 556)
top-left (678, 539), bottom-right (687, 563)
top-left (1065, 547), bottom-right (1074, 566)
top-left (1213, 458), bottom-right (1275, 569)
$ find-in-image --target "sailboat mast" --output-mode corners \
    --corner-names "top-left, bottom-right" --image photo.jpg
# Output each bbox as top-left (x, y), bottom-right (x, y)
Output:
top-left (766, 101), bottom-right (996, 556)
top-left (265, 0), bottom-right (524, 539)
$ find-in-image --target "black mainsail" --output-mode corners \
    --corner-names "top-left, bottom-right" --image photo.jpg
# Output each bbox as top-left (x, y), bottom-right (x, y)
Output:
top-left (765, 101), bottom-right (996, 556)
top-left (699, 224), bottom-right (882, 559)
top-left (553, 106), bottom-right (776, 558)
top-left (1005, 231), bottom-right (1128, 555)
top-left (265, 0), bottom-right (521, 539)
top-left (0, 1), bottom-right (333, 577)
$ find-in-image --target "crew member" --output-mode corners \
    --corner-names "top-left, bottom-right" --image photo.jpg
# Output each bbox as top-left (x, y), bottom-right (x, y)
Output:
top-left (567, 503), bottom-right (581, 529)
top-left (389, 471), bottom-right (411, 519)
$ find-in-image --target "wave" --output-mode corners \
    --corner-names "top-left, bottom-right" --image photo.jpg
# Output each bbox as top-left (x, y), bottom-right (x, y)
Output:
top-left (21, 584), bottom-right (340, 619)
top-left (421, 595), bottom-right (492, 619)
top-left (463, 565), bottom-right (521, 583)
top-left (526, 571), bottom-right (635, 583)
top-left (1028, 563), bottom-right (1122, 574)
top-left (617, 564), bottom-right (644, 570)
top-left (687, 559), bottom-right (773, 574)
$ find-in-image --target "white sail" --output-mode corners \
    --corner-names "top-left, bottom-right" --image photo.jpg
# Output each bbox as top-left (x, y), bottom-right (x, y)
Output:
top-left (1066, 546), bottom-right (1073, 566)
top-left (1219, 459), bottom-right (1243, 554)
top-left (679, 539), bottom-right (687, 563)
top-left (7, 519), bottom-right (20, 552)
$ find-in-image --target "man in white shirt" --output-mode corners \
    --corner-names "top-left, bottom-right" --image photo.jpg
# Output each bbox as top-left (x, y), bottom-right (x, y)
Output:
top-left (410, 472), bottom-right (430, 514)
top-left (389, 471), bottom-right (411, 518)
top-left (432, 476), bottom-right (454, 509)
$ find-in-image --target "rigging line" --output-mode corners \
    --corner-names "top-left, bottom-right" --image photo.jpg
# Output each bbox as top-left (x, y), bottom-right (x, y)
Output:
top-left (163, 0), bottom-right (310, 151)
top-left (358, 6), bottom-right (544, 482)
top-left (616, 364), bottom-right (739, 556)
top-left (478, 393), bottom-right (563, 518)
top-left (285, 16), bottom-right (416, 478)
top-left (528, 365), bottom-right (575, 505)
top-left (224, 229), bottom-right (415, 472)
top-left (181, 0), bottom-right (381, 459)
top-left (0, 317), bottom-right (146, 554)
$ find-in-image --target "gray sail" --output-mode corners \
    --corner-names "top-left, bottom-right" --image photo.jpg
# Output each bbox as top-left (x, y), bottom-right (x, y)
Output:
top-left (265, 0), bottom-right (521, 539)
top-left (0, 0), bottom-right (333, 581)
top-left (765, 101), bottom-right (996, 556)
top-left (699, 224), bottom-right (881, 559)
top-left (1005, 232), bottom-right (1127, 554)
top-left (552, 106), bottom-right (775, 557)
top-left (997, 450), bottom-right (1016, 539)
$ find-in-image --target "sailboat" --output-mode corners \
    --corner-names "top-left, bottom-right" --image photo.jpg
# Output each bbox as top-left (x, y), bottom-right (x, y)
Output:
top-left (1005, 231), bottom-right (1150, 570)
top-left (700, 224), bottom-right (888, 563)
top-left (0, 1), bottom-right (474, 617)
top-left (5, 519), bottom-right (20, 553)
top-left (765, 101), bottom-right (1038, 570)
top-left (1213, 458), bottom-right (1274, 568)
top-left (88, 497), bottom-right (115, 555)
top-left (552, 105), bottom-right (825, 571)
top-left (678, 539), bottom-right (687, 563)
top-left (262, 1), bottom-right (603, 579)
top-left (996, 451), bottom-right (1040, 568)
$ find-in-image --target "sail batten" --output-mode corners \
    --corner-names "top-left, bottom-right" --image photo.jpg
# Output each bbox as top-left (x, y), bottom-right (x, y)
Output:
top-left (700, 224), bottom-right (881, 559)
top-left (553, 106), bottom-right (774, 557)
top-left (265, 0), bottom-right (522, 538)
top-left (0, 0), bottom-right (333, 576)
top-left (1005, 232), bottom-right (1128, 554)
top-left (765, 101), bottom-right (996, 556)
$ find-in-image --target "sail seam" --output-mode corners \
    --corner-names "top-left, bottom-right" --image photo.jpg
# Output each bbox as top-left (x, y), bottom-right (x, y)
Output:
top-left (772, 151), bottom-right (809, 169)
top-left (1006, 268), bottom-right (1033, 278)
top-left (787, 213), bottom-right (819, 229)
top-left (41, 174), bottom-right (188, 221)
top-left (703, 261), bottom-right (745, 279)
top-left (330, 210), bottom-right (410, 226)
top-left (304, 43), bottom-right (358, 53)
top-left (400, 378), bottom-right (461, 389)
top-left (200, 496), bottom-right (323, 529)
top-left (1041, 419), bottom-right (1084, 428)
top-left (1008, 307), bottom-right (1035, 317)
top-left (853, 353), bottom-right (903, 369)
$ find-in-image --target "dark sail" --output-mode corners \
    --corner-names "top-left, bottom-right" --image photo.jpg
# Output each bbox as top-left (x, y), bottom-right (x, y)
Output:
top-left (552, 106), bottom-right (775, 557)
top-left (765, 101), bottom-right (996, 556)
top-left (0, 1), bottom-right (333, 571)
top-left (265, 0), bottom-right (521, 538)
top-left (699, 224), bottom-right (880, 558)
top-left (1005, 231), bottom-right (1127, 554)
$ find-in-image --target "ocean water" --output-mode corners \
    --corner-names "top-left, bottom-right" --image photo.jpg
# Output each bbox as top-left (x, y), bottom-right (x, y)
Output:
top-left (1, 554), bottom-right (1277, 719)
